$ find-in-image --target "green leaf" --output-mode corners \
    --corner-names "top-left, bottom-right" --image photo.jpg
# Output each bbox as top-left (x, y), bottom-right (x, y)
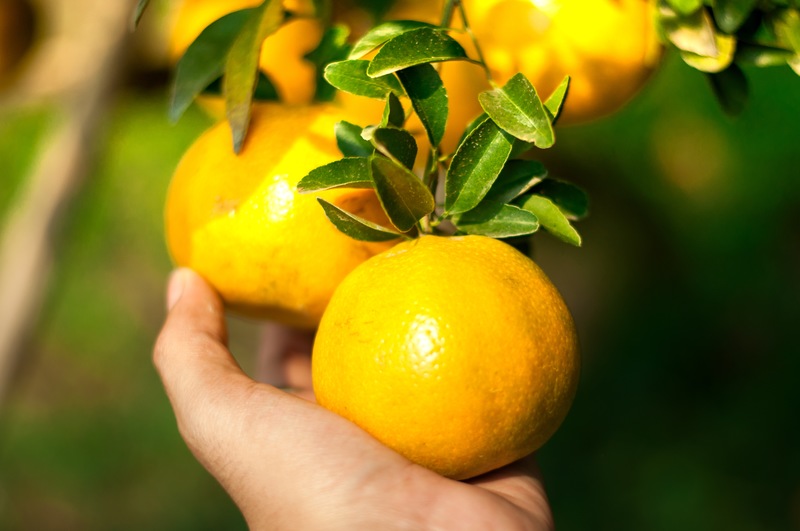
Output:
top-left (297, 158), bottom-right (373, 192)
top-left (455, 112), bottom-right (488, 150)
top-left (224, 0), bottom-right (285, 153)
top-left (484, 160), bottom-right (548, 204)
top-left (367, 28), bottom-right (469, 77)
top-left (335, 121), bottom-right (374, 157)
top-left (478, 73), bottom-right (555, 148)
top-left (363, 127), bottom-right (418, 170)
top-left (544, 76), bottom-right (570, 123)
top-left (317, 198), bottom-right (403, 242)
top-left (445, 119), bottom-right (514, 215)
top-left (324, 60), bottom-right (406, 99)
top-left (736, 43), bottom-right (795, 67)
top-left (382, 93), bottom-right (406, 128)
top-left (349, 20), bottom-right (440, 59)
top-left (454, 203), bottom-right (539, 238)
top-left (520, 195), bottom-right (581, 246)
top-left (660, 6), bottom-right (720, 57)
top-left (665, 0), bottom-right (703, 15)
top-left (396, 64), bottom-right (448, 146)
top-left (131, 0), bottom-right (150, 29)
top-left (169, 9), bottom-right (250, 123)
top-left (305, 25), bottom-right (352, 102)
top-left (712, 0), bottom-right (758, 33)
top-left (370, 156), bottom-right (435, 232)
top-left (707, 64), bottom-right (748, 116)
top-left (681, 31), bottom-right (736, 73)
top-left (532, 179), bottom-right (589, 220)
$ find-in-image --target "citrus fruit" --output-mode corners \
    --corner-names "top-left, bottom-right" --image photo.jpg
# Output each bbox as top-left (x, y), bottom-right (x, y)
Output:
top-left (165, 102), bottom-right (397, 328)
top-left (461, 0), bottom-right (662, 123)
top-left (168, 0), bottom-right (321, 104)
top-left (312, 235), bottom-right (580, 479)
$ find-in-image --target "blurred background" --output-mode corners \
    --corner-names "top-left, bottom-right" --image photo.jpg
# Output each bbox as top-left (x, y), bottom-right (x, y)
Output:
top-left (1, 0), bottom-right (798, 529)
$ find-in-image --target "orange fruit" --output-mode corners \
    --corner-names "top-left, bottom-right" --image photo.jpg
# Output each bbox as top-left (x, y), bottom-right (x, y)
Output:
top-left (165, 102), bottom-right (397, 328)
top-left (461, 0), bottom-right (662, 123)
top-left (168, 0), bottom-right (321, 104)
top-left (312, 235), bottom-right (580, 479)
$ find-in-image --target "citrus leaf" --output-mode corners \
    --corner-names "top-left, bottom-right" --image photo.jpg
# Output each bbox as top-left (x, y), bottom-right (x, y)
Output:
top-left (169, 9), bottom-right (250, 123)
top-left (324, 60), bottom-right (406, 98)
top-left (712, 0), bottom-right (758, 33)
top-left (707, 64), bottom-right (748, 116)
top-left (681, 31), bottom-right (736, 73)
top-left (131, 0), bottom-right (150, 29)
top-left (445, 119), bottom-right (514, 215)
top-left (317, 198), bottom-right (403, 242)
top-left (224, 0), bottom-right (284, 153)
top-left (736, 43), bottom-right (795, 67)
top-left (453, 202), bottom-right (539, 238)
top-left (484, 159), bottom-right (547, 204)
top-left (297, 157), bottom-right (373, 192)
top-left (478, 73), bottom-right (555, 148)
top-left (665, 0), bottom-right (703, 15)
top-left (363, 127), bottom-right (418, 170)
top-left (306, 25), bottom-right (352, 102)
top-left (660, 5), bottom-right (720, 57)
top-left (455, 112), bottom-right (488, 150)
top-left (349, 20), bottom-right (440, 59)
top-left (396, 63), bottom-right (448, 147)
top-left (335, 121), bottom-right (374, 157)
top-left (370, 156), bottom-right (435, 232)
top-left (382, 92), bottom-right (406, 128)
top-left (531, 179), bottom-right (589, 220)
top-left (367, 28), bottom-right (469, 77)
top-left (544, 75), bottom-right (570, 123)
top-left (520, 195), bottom-right (581, 246)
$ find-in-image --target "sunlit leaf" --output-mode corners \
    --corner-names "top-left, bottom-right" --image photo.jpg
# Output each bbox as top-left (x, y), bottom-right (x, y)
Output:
top-left (660, 5), bottom-right (719, 57)
top-left (367, 28), bottom-right (469, 77)
top-left (544, 76), bottom-right (570, 123)
top-left (317, 198), bottom-right (403, 242)
top-left (665, 0), bottom-right (703, 15)
top-left (396, 64), bottom-right (448, 146)
top-left (454, 203), bottom-right (539, 238)
top-left (169, 9), bottom-right (250, 123)
top-left (297, 158), bottom-right (373, 192)
top-left (520, 195), bottom-right (581, 246)
top-left (335, 121), bottom-right (374, 157)
top-left (445, 119), bottom-right (514, 215)
top-left (349, 20), bottom-right (440, 59)
top-left (224, 0), bottom-right (284, 153)
top-left (681, 31), bottom-right (736, 73)
top-left (324, 60), bottom-right (405, 98)
top-left (370, 156), bottom-right (434, 232)
top-left (479, 73), bottom-right (554, 148)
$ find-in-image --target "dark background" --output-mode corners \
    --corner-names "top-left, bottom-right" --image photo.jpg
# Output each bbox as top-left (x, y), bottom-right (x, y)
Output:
top-left (1, 1), bottom-right (799, 529)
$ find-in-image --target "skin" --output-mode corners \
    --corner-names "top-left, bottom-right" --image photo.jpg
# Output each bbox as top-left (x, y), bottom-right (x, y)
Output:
top-left (154, 268), bottom-right (555, 530)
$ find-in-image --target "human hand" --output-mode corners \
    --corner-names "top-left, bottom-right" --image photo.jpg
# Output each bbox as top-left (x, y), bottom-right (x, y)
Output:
top-left (154, 268), bottom-right (555, 530)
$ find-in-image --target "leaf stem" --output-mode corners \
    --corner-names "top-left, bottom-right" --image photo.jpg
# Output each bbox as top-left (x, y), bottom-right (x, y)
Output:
top-left (457, 1), bottom-right (493, 83)
top-left (441, 0), bottom-right (458, 28)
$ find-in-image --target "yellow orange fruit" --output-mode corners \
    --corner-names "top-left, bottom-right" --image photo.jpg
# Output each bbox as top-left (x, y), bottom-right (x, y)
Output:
top-left (168, 0), bottom-right (321, 104)
top-left (462, 0), bottom-right (662, 123)
top-left (165, 103), bottom-right (397, 328)
top-left (313, 235), bottom-right (580, 479)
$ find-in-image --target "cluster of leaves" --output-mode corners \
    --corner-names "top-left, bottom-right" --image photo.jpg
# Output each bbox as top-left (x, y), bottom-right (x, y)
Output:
top-left (296, 19), bottom-right (588, 245)
top-left (657, 0), bottom-right (800, 114)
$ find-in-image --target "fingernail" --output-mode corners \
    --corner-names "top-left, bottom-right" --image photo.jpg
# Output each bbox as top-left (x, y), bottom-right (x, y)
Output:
top-left (167, 269), bottom-right (187, 311)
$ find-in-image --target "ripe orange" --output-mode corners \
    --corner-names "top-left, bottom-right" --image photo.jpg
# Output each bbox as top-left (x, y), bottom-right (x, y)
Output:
top-left (312, 235), bottom-right (580, 479)
top-left (168, 0), bottom-right (321, 104)
top-left (461, 0), bottom-right (662, 123)
top-left (165, 103), bottom-right (397, 328)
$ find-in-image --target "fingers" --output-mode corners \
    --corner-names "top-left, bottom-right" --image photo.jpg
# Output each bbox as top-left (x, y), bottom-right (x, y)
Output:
top-left (255, 322), bottom-right (314, 391)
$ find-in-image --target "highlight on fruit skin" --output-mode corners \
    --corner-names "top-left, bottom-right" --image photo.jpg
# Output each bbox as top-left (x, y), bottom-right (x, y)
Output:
top-left (461, 0), bottom-right (663, 124)
top-left (312, 234), bottom-right (580, 480)
top-left (164, 102), bottom-right (398, 328)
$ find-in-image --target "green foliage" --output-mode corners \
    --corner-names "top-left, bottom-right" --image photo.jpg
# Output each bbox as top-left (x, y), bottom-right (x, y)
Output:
top-left (305, 25), bottom-right (352, 102)
top-left (316, 198), bottom-right (404, 242)
top-left (657, 0), bottom-right (800, 114)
